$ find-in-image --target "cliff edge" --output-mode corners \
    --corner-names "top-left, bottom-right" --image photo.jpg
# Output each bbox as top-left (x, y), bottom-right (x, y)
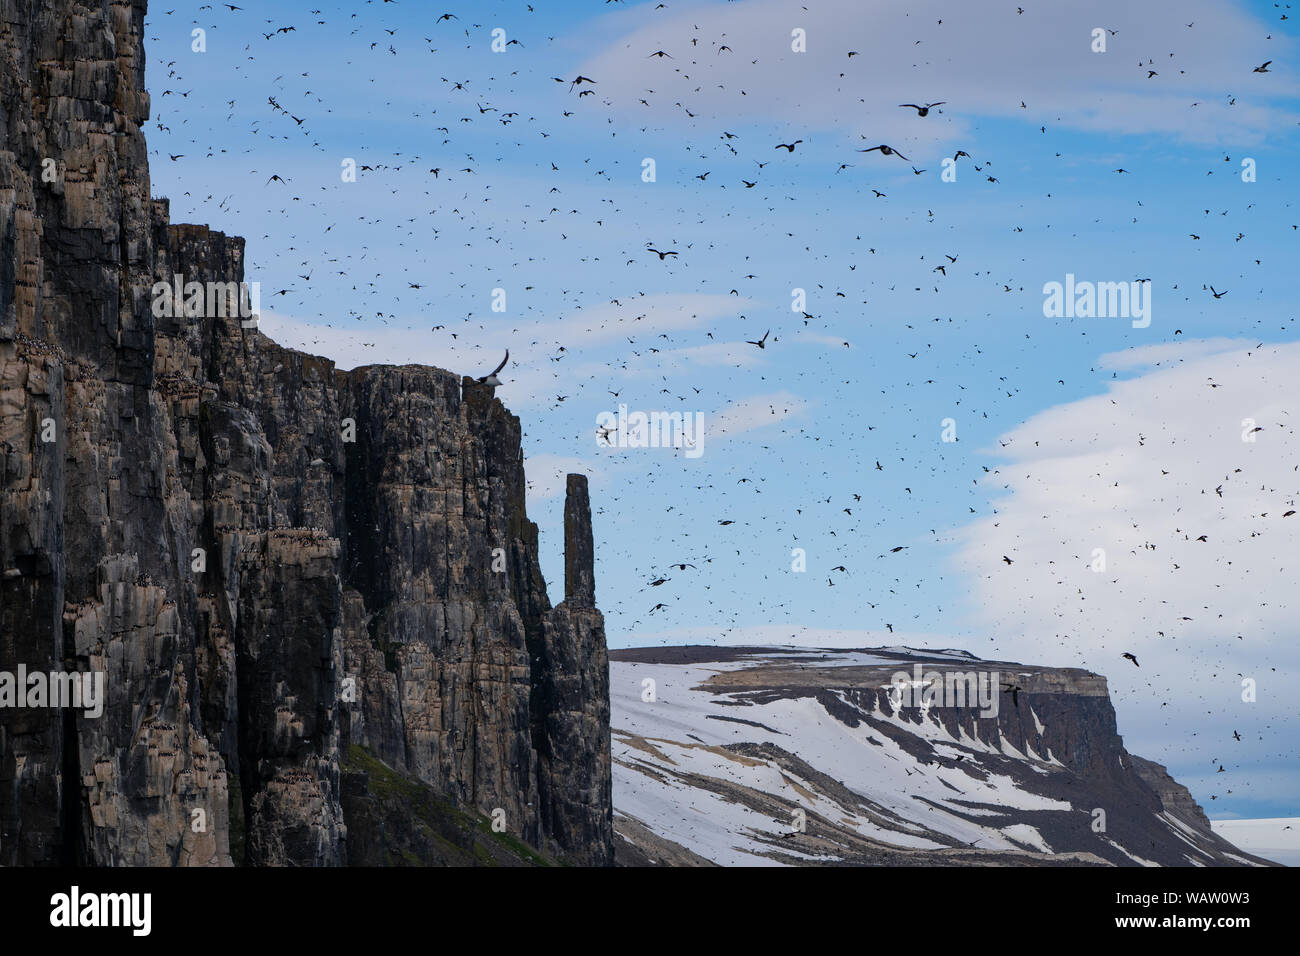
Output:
top-left (0, 0), bottom-right (612, 866)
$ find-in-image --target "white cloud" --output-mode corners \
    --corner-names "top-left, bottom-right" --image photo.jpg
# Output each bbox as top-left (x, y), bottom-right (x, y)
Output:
top-left (523, 454), bottom-right (605, 501)
top-left (580, 0), bottom-right (1294, 145)
top-left (257, 292), bottom-right (752, 409)
top-left (710, 391), bottom-right (810, 438)
top-left (257, 309), bottom-right (473, 374)
top-left (1098, 337), bottom-right (1256, 371)
top-left (658, 341), bottom-right (767, 367)
top-left (616, 623), bottom-right (952, 649)
top-left (951, 339), bottom-right (1300, 774)
top-left (546, 293), bottom-right (752, 345)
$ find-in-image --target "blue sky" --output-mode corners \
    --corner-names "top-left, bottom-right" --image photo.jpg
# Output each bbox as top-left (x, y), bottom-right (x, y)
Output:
top-left (142, 0), bottom-right (1298, 819)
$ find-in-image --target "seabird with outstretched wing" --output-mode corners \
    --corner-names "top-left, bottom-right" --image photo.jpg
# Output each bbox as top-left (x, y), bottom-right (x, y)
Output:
top-left (477, 350), bottom-right (509, 387)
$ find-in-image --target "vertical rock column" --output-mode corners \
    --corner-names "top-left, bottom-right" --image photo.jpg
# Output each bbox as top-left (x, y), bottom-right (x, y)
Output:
top-left (534, 474), bottom-right (613, 864)
top-left (564, 475), bottom-right (596, 608)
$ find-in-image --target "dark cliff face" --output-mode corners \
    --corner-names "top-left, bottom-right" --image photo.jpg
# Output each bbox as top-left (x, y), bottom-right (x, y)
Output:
top-left (0, 0), bottom-right (612, 866)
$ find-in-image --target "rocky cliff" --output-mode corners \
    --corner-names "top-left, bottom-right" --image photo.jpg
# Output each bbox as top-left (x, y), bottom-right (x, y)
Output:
top-left (0, 0), bottom-right (612, 866)
top-left (609, 646), bottom-right (1274, 866)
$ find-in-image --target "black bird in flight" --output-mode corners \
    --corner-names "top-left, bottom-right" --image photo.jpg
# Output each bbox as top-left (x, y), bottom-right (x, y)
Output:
top-left (646, 247), bottom-right (677, 260)
top-left (899, 101), bottom-right (944, 116)
top-left (775, 140), bottom-right (802, 152)
top-left (476, 350), bottom-right (509, 387)
top-left (859, 144), bottom-right (909, 160)
top-left (1253, 60), bottom-right (1271, 73)
top-left (1122, 652), bottom-right (1139, 667)
top-left (745, 329), bottom-right (770, 349)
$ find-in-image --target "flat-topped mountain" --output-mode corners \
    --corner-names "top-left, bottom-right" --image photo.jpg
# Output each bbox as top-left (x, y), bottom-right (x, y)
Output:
top-left (610, 645), bottom-right (1273, 866)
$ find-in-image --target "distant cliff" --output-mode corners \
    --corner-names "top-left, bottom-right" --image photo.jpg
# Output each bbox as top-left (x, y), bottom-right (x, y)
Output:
top-left (0, 0), bottom-right (612, 866)
top-left (609, 646), bottom-right (1273, 867)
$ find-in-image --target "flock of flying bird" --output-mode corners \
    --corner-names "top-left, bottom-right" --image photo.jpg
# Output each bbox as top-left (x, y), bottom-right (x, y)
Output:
top-left (144, 1), bottom-right (1296, 812)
